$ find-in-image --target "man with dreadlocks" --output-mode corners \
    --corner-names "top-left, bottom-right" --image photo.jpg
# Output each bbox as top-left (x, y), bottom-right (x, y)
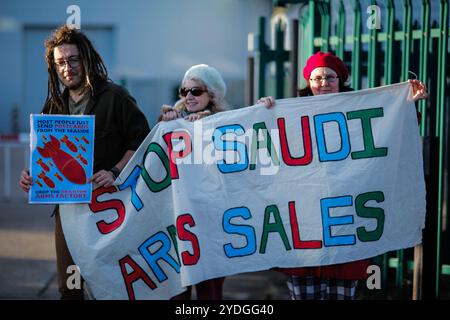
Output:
top-left (19, 25), bottom-right (150, 300)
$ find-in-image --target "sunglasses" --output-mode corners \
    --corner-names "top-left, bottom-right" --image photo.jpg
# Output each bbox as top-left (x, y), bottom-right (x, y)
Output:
top-left (179, 87), bottom-right (207, 97)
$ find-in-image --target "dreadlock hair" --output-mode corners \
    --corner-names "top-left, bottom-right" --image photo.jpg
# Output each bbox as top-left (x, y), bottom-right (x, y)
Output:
top-left (42, 25), bottom-right (108, 114)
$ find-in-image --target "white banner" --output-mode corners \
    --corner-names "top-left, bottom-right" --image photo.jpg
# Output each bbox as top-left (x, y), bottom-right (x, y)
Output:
top-left (61, 82), bottom-right (426, 300)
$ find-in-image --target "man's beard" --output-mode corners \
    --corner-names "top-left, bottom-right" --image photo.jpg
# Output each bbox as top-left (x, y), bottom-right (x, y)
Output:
top-left (60, 76), bottom-right (85, 91)
top-left (67, 81), bottom-right (85, 90)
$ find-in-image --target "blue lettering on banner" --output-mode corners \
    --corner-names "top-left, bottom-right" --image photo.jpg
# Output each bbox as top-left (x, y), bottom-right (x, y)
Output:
top-left (314, 112), bottom-right (351, 161)
top-left (223, 207), bottom-right (256, 257)
top-left (138, 231), bottom-right (180, 282)
top-left (118, 166), bottom-right (144, 211)
top-left (321, 196), bottom-right (356, 246)
top-left (213, 125), bottom-right (249, 173)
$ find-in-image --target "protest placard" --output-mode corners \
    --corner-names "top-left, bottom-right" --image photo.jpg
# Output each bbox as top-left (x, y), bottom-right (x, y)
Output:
top-left (29, 114), bottom-right (94, 203)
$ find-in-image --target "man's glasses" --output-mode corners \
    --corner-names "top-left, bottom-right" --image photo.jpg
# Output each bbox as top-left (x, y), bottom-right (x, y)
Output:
top-left (309, 75), bottom-right (339, 84)
top-left (179, 87), bottom-right (207, 97)
top-left (55, 56), bottom-right (81, 69)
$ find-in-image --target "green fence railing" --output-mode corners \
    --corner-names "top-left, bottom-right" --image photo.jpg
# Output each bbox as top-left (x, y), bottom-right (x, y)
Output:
top-left (248, 0), bottom-right (450, 299)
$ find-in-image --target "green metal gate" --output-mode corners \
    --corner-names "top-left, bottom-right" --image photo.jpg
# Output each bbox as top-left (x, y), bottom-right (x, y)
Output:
top-left (247, 0), bottom-right (449, 299)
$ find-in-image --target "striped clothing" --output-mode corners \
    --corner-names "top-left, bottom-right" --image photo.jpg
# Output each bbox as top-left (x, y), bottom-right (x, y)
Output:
top-left (287, 275), bottom-right (358, 300)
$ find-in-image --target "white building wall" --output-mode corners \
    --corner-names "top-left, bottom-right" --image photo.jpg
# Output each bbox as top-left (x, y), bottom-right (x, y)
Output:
top-left (0, 0), bottom-right (272, 132)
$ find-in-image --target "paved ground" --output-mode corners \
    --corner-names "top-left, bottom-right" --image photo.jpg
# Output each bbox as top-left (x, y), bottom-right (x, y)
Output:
top-left (0, 201), bottom-right (290, 300)
top-left (0, 202), bottom-right (58, 299)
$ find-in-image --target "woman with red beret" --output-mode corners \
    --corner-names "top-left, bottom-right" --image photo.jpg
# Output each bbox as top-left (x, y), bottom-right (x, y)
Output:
top-left (258, 51), bottom-right (428, 300)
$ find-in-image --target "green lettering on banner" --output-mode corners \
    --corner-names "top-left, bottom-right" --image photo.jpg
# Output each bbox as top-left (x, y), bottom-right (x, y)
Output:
top-left (166, 225), bottom-right (180, 264)
top-left (250, 122), bottom-right (280, 170)
top-left (347, 107), bottom-right (388, 159)
top-left (141, 142), bottom-right (172, 192)
top-left (356, 191), bottom-right (385, 242)
top-left (260, 205), bottom-right (292, 253)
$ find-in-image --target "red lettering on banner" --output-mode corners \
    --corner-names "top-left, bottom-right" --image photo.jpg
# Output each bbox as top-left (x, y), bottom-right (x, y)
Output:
top-left (89, 186), bottom-right (126, 234)
top-left (289, 201), bottom-right (322, 249)
top-left (278, 116), bottom-right (313, 166)
top-left (176, 214), bottom-right (200, 265)
top-left (119, 255), bottom-right (157, 300)
top-left (163, 131), bottom-right (192, 180)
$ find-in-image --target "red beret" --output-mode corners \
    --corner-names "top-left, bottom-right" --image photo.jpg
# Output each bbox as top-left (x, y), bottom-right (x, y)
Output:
top-left (303, 51), bottom-right (349, 82)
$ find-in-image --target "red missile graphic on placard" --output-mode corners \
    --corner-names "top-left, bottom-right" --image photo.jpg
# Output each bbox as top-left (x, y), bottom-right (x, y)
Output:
top-left (77, 153), bottom-right (88, 165)
top-left (81, 136), bottom-right (90, 144)
top-left (37, 135), bottom-right (87, 184)
top-left (61, 135), bottom-right (78, 153)
top-left (54, 172), bottom-right (63, 182)
top-left (38, 171), bottom-right (55, 188)
top-left (79, 144), bottom-right (86, 152)
top-left (36, 180), bottom-right (43, 188)
top-left (36, 158), bottom-right (50, 172)
top-left (49, 162), bottom-right (54, 167)
top-left (41, 135), bottom-right (47, 141)
top-left (74, 136), bottom-right (80, 142)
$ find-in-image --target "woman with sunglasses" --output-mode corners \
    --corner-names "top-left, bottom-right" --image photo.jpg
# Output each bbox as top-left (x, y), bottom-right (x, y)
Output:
top-left (258, 51), bottom-right (428, 300)
top-left (159, 64), bottom-right (227, 300)
top-left (159, 64), bottom-right (227, 122)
